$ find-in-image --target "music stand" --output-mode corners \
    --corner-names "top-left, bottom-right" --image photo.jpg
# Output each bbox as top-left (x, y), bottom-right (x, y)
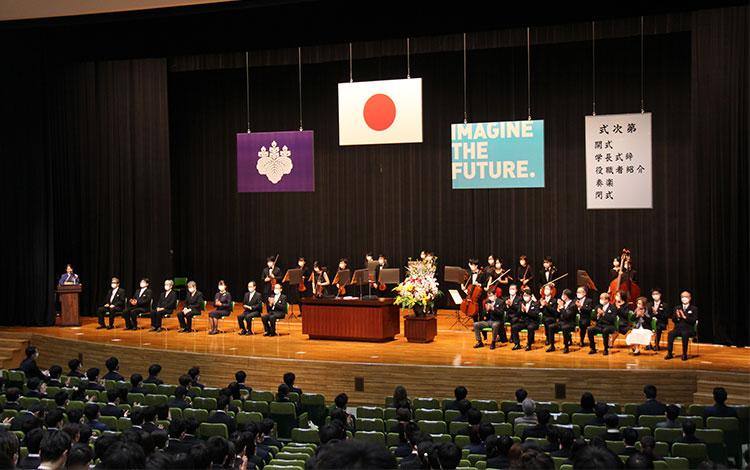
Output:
top-left (444, 266), bottom-right (472, 328)
top-left (377, 268), bottom-right (400, 297)
top-left (333, 269), bottom-right (351, 298)
top-left (351, 269), bottom-right (370, 299)
top-left (284, 268), bottom-right (303, 320)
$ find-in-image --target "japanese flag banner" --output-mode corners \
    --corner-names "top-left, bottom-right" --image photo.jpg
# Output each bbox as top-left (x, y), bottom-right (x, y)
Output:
top-left (338, 78), bottom-right (423, 146)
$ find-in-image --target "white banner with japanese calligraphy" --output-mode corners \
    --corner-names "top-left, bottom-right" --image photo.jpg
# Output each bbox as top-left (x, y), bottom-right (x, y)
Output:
top-left (585, 112), bottom-right (652, 209)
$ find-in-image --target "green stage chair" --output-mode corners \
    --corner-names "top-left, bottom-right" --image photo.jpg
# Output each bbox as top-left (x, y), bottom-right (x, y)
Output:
top-left (199, 422), bottom-right (229, 439)
top-left (356, 406), bottom-right (384, 420)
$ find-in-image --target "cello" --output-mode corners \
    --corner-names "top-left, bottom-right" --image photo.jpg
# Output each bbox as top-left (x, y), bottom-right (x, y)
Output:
top-left (459, 272), bottom-right (482, 319)
top-left (608, 248), bottom-right (640, 306)
top-left (268, 254), bottom-right (279, 289)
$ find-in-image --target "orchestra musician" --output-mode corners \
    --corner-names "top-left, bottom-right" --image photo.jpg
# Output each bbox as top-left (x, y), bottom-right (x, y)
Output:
top-left (373, 254), bottom-right (389, 294)
top-left (262, 256), bottom-right (282, 298)
top-left (334, 258), bottom-right (351, 297)
top-left (588, 292), bottom-right (618, 355)
top-left (177, 281), bottom-right (203, 333)
top-left (486, 258), bottom-right (510, 296)
top-left (237, 281), bottom-right (263, 335)
top-left (648, 288), bottom-right (668, 351)
top-left (485, 254), bottom-right (496, 276)
top-left (295, 257), bottom-right (312, 302)
top-left (540, 283), bottom-right (559, 347)
top-left (473, 290), bottom-right (504, 349)
top-left (311, 262), bottom-right (330, 298)
top-left (665, 291), bottom-right (698, 361)
top-left (511, 287), bottom-right (539, 351)
top-left (539, 256), bottom-right (557, 288)
top-left (262, 283), bottom-right (287, 337)
top-left (575, 286), bottom-right (595, 347)
top-left (515, 255), bottom-right (534, 292)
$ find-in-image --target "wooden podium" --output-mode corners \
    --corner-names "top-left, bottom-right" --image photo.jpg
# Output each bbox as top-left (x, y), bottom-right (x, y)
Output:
top-left (404, 315), bottom-right (437, 343)
top-left (56, 285), bottom-right (82, 326)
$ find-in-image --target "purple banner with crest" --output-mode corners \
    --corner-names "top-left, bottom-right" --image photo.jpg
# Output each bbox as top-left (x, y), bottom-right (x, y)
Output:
top-left (237, 131), bottom-right (314, 192)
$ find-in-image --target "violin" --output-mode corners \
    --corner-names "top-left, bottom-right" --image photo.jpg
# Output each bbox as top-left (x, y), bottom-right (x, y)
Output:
top-left (539, 273), bottom-right (569, 298)
top-left (519, 264), bottom-right (531, 289)
top-left (608, 248), bottom-right (640, 306)
top-left (268, 254), bottom-right (279, 289)
top-left (486, 268), bottom-right (511, 297)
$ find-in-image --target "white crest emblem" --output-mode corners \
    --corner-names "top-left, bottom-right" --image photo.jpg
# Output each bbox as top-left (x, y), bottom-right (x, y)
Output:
top-left (256, 141), bottom-right (293, 184)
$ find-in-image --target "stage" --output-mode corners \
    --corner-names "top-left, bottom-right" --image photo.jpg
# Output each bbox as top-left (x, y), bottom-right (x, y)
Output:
top-left (1, 310), bottom-right (748, 406)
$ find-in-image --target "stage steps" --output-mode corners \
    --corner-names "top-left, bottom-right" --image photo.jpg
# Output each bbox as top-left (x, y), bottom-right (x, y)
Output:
top-left (0, 336), bottom-right (31, 369)
top-left (694, 371), bottom-right (750, 404)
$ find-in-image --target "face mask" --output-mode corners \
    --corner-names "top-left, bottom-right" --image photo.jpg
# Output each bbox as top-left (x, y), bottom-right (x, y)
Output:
top-left (523, 296), bottom-right (531, 302)
top-left (544, 289), bottom-right (551, 296)
top-left (520, 261), bottom-right (526, 266)
top-left (601, 301), bottom-right (609, 306)
top-left (298, 261), bottom-right (304, 267)
top-left (188, 288), bottom-right (196, 293)
top-left (652, 295), bottom-right (660, 301)
top-left (509, 289), bottom-right (517, 296)
top-left (111, 283), bottom-right (118, 289)
top-left (681, 297), bottom-right (690, 304)
top-left (249, 287), bottom-right (255, 293)
top-left (218, 285), bottom-right (225, 292)
top-left (140, 283), bottom-right (146, 288)
top-left (339, 264), bottom-right (345, 270)
top-left (164, 285), bottom-right (170, 291)
top-left (576, 293), bottom-right (585, 299)
top-left (274, 290), bottom-right (282, 296)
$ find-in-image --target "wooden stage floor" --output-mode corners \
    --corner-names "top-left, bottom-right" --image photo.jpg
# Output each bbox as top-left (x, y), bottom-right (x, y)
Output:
top-left (2, 311), bottom-right (748, 406)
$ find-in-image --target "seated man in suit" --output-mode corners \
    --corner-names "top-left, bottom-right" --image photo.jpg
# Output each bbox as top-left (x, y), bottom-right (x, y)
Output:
top-left (150, 279), bottom-right (177, 332)
top-left (178, 281), bottom-right (204, 333)
top-left (521, 409), bottom-right (552, 441)
top-left (102, 357), bottom-right (125, 382)
top-left (704, 387), bottom-right (738, 419)
top-left (129, 373), bottom-right (148, 396)
top-left (85, 368), bottom-right (105, 391)
top-left (655, 404), bottom-right (681, 429)
top-left (665, 290), bottom-right (699, 361)
top-left (167, 386), bottom-right (191, 410)
top-left (206, 395), bottom-right (236, 435)
top-left (680, 420), bottom-right (703, 444)
top-left (125, 278), bottom-right (153, 330)
top-left (3, 388), bottom-right (21, 410)
top-left (473, 290), bottom-right (505, 349)
top-left (238, 281), bottom-right (263, 335)
top-left (100, 389), bottom-right (125, 418)
top-left (597, 414), bottom-right (622, 442)
top-left (444, 386), bottom-right (469, 411)
top-left (620, 427), bottom-right (639, 457)
top-left (144, 364), bottom-right (163, 385)
top-left (24, 377), bottom-right (47, 398)
top-left (67, 358), bottom-right (84, 378)
top-left (84, 403), bottom-right (109, 431)
top-left (587, 292), bottom-right (618, 356)
top-left (283, 372), bottom-right (302, 395)
top-left (512, 288), bottom-right (540, 351)
top-left (19, 346), bottom-right (47, 381)
top-left (636, 384), bottom-right (668, 417)
top-left (17, 428), bottom-right (44, 469)
top-left (165, 418), bottom-right (191, 455)
top-left (97, 277), bottom-right (126, 329)
top-left (261, 284), bottom-right (287, 337)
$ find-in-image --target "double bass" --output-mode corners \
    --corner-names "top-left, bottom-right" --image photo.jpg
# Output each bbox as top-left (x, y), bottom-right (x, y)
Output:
top-left (460, 271), bottom-right (482, 319)
top-left (608, 248), bottom-right (640, 305)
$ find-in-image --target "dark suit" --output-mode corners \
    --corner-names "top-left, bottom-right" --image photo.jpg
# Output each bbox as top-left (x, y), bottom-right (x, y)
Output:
top-left (473, 298), bottom-right (505, 345)
top-left (165, 438), bottom-right (192, 455)
top-left (521, 423), bottom-right (550, 440)
top-left (549, 299), bottom-right (577, 350)
top-left (19, 358), bottom-right (44, 380)
top-left (102, 371), bottom-right (125, 381)
top-left (238, 291), bottom-right (263, 333)
top-left (540, 296), bottom-right (559, 344)
top-left (18, 455), bottom-right (41, 470)
top-left (207, 410), bottom-right (236, 435)
top-left (512, 301), bottom-right (540, 348)
top-left (516, 264), bottom-right (534, 290)
top-left (100, 403), bottom-right (125, 418)
top-left (167, 398), bottom-right (190, 410)
top-left (704, 404), bottom-right (738, 419)
top-left (150, 290), bottom-right (178, 329)
top-left (588, 303), bottom-right (617, 353)
top-left (144, 375), bottom-right (164, 385)
top-left (598, 430), bottom-right (623, 442)
top-left (97, 287), bottom-right (127, 327)
top-left (10, 411), bottom-right (41, 432)
top-left (125, 287), bottom-right (153, 329)
top-left (178, 290), bottom-right (204, 331)
top-left (650, 300), bottom-right (668, 348)
top-left (262, 294), bottom-right (287, 335)
top-left (636, 399), bottom-right (668, 417)
top-left (539, 267), bottom-right (557, 292)
top-left (576, 297), bottom-right (595, 345)
top-left (667, 304), bottom-right (698, 358)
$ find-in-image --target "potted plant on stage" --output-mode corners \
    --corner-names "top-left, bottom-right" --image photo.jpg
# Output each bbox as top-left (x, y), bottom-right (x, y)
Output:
top-left (394, 259), bottom-right (442, 342)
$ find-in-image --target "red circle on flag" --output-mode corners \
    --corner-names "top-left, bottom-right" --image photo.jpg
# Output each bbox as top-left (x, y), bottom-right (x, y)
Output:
top-left (363, 94), bottom-right (396, 131)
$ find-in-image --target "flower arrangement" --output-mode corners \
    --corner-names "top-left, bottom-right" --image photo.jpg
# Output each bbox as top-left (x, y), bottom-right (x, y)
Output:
top-left (393, 258), bottom-right (443, 315)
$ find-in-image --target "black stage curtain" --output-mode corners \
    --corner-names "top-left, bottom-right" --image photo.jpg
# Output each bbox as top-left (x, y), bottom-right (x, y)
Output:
top-left (169, 34), bottom-right (698, 322)
top-left (0, 46), bottom-right (56, 326)
top-left (691, 7), bottom-right (749, 346)
top-left (46, 59), bottom-right (173, 315)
